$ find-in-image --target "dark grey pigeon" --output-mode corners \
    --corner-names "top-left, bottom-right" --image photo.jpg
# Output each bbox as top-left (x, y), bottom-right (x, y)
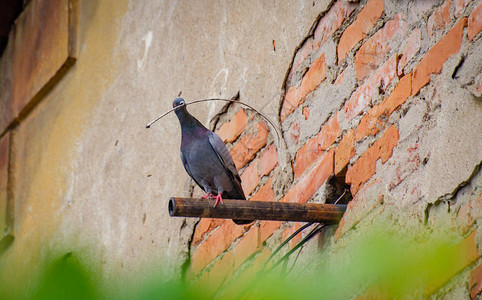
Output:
top-left (172, 98), bottom-right (252, 225)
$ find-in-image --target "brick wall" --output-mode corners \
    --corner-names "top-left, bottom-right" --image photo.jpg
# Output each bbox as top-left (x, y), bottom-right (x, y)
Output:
top-left (188, 0), bottom-right (482, 298)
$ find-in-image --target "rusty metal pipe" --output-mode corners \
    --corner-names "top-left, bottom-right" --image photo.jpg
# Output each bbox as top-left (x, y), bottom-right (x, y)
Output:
top-left (168, 197), bottom-right (346, 223)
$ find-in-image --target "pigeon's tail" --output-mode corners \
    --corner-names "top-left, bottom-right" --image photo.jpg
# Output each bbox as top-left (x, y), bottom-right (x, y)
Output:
top-left (223, 190), bottom-right (254, 225)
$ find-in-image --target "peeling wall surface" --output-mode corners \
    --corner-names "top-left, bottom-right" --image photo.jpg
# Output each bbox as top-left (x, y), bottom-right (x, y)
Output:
top-left (0, 0), bottom-right (481, 298)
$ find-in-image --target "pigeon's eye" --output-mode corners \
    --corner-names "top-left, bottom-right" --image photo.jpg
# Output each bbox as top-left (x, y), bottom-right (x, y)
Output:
top-left (180, 101), bottom-right (185, 105)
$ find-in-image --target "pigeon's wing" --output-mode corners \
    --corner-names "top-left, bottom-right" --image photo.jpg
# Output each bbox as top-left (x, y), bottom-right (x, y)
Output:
top-left (207, 132), bottom-right (241, 182)
top-left (180, 150), bottom-right (204, 191)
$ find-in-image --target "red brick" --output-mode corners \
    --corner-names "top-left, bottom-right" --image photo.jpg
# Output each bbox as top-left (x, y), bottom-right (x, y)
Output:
top-left (192, 218), bottom-right (226, 247)
top-left (205, 251), bottom-right (235, 291)
top-left (288, 121), bottom-right (300, 145)
top-left (260, 220), bottom-right (281, 242)
top-left (230, 121), bottom-right (269, 169)
top-left (314, 1), bottom-right (357, 50)
top-left (468, 3), bottom-right (482, 42)
top-left (355, 104), bottom-right (385, 141)
top-left (250, 177), bottom-right (274, 202)
top-left (337, 0), bottom-right (384, 63)
top-left (470, 263), bottom-right (482, 299)
top-left (282, 224), bottom-right (302, 249)
top-left (317, 113), bottom-right (340, 149)
top-left (344, 55), bottom-right (398, 121)
top-left (380, 125), bottom-right (399, 163)
top-left (383, 73), bottom-right (412, 114)
top-left (216, 109), bottom-right (248, 143)
top-left (334, 180), bottom-right (383, 239)
top-left (191, 222), bottom-right (244, 273)
top-left (457, 232), bottom-right (480, 296)
top-left (398, 29), bottom-right (422, 75)
top-left (294, 137), bottom-right (323, 180)
top-left (234, 226), bottom-right (261, 268)
top-left (301, 53), bottom-right (326, 96)
top-left (427, 0), bottom-right (451, 37)
top-left (294, 115), bottom-right (339, 179)
top-left (345, 142), bottom-right (379, 195)
top-left (355, 14), bottom-right (407, 81)
top-left (335, 69), bottom-right (346, 85)
top-left (288, 38), bottom-right (313, 79)
top-left (302, 107), bottom-right (310, 120)
top-left (412, 18), bottom-right (467, 96)
top-left (281, 54), bottom-right (326, 121)
top-left (335, 129), bottom-right (355, 175)
top-left (346, 126), bottom-right (399, 195)
top-left (251, 248), bottom-right (271, 270)
top-left (241, 161), bottom-right (259, 196)
top-left (280, 86), bottom-right (299, 122)
top-left (457, 201), bottom-right (475, 235)
top-left (355, 74), bottom-right (411, 141)
top-left (285, 148), bottom-right (334, 203)
top-left (259, 145), bottom-right (278, 176)
top-left (454, 0), bottom-right (471, 18)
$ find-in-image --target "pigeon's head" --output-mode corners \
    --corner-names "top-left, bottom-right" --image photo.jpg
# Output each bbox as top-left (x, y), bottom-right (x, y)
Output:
top-left (173, 98), bottom-right (186, 110)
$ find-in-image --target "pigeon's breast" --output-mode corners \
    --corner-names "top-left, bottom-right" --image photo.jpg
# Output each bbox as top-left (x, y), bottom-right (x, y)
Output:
top-left (181, 133), bottom-right (226, 184)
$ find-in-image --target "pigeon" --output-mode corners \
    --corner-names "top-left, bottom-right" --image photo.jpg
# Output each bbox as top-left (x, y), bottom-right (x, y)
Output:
top-left (172, 97), bottom-right (252, 225)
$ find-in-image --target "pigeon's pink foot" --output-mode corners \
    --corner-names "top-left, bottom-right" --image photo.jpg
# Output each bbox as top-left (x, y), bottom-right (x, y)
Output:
top-left (213, 193), bottom-right (224, 208)
top-left (202, 193), bottom-right (215, 199)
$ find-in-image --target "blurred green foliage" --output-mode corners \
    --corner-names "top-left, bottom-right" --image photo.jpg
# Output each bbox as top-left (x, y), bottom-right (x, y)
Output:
top-left (0, 220), bottom-right (474, 299)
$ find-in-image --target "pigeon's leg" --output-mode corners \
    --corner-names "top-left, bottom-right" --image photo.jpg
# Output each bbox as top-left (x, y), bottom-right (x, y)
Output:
top-left (201, 192), bottom-right (215, 199)
top-left (213, 193), bottom-right (224, 208)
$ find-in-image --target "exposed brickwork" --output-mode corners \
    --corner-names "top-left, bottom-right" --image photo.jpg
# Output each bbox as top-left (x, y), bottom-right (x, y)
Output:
top-left (281, 53), bottom-right (326, 121)
top-left (355, 74), bottom-right (411, 141)
top-left (468, 3), bottom-right (482, 42)
top-left (191, 222), bottom-right (244, 273)
top-left (398, 29), bottom-right (421, 75)
top-left (454, 0), bottom-right (471, 18)
top-left (334, 129), bottom-right (355, 175)
top-left (240, 161), bottom-right (259, 196)
top-left (202, 251), bottom-right (235, 292)
top-left (293, 114), bottom-right (339, 179)
top-left (288, 38), bottom-right (313, 80)
top-left (470, 263), bottom-right (482, 299)
top-left (189, 3), bottom-right (482, 298)
top-left (260, 220), bottom-right (281, 242)
top-left (337, 0), bottom-right (384, 63)
top-left (230, 121), bottom-right (268, 169)
top-left (259, 144), bottom-right (278, 177)
top-left (283, 149), bottom-right (334, 203)
top-left (354, 14), bottom-right (407, 81)
top-left (346, 125), bottom-right (399, 195)
top-left (302, 107), bottom-right (310, 120)
top-left (216, 109), bottom-right (248, 143)
top-left (250, 177), bottom-right (274, 202)
top-left (282, 223), bottom-right (302, 249)
top-left (314, 1), bottom-right (357, 50)
top-left (234, 226), bottom-right (261, 268)
top-left (343, 55), bottom-right (398, 121)
top-left (412, 18), bottom-right (467, 95)
top-left (427, 0), bottom-right (451, 37)
top-left (192, 218), bottom-right (225, 247)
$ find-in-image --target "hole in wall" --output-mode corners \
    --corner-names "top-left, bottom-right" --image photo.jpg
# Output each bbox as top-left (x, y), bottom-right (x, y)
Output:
top-left (324, 174), bottom-right (352, 205)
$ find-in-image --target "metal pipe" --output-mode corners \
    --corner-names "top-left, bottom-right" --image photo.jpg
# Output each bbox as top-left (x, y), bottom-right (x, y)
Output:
top-left (168, 197), bottom-right (346, 223)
